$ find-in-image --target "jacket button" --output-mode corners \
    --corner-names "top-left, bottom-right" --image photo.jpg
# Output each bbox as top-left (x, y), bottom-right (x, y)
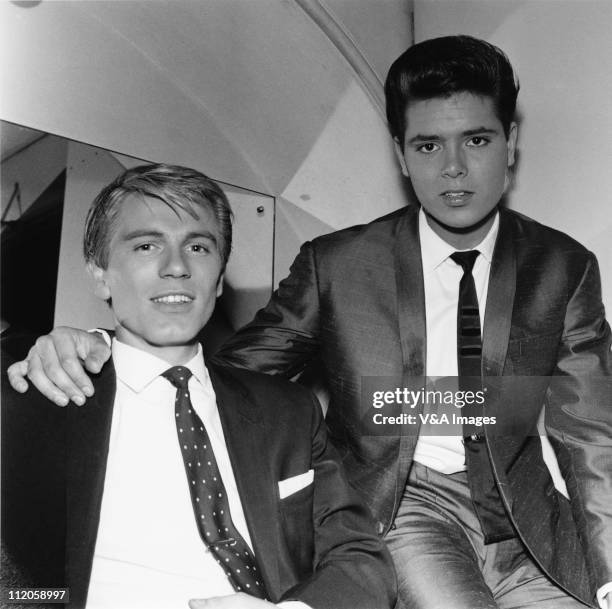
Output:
top-left (463, 433), bottom-right (484, 443)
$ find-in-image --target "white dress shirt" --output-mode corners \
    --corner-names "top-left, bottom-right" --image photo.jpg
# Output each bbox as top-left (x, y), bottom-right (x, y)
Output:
top-left (412, 209), bottom-right (498, 473)
top-left (87, 339), bottom-right (306, 609)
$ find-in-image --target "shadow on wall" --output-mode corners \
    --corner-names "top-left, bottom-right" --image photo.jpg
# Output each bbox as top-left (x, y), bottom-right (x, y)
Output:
top-left (198, 285), bottom-right (274, 359)
top-left (198, 305), bottom-right (235, 359)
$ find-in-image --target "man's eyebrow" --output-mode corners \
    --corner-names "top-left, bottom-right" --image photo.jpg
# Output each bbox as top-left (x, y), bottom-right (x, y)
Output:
top-left (121, 230), bottom-right (219, 244)
top-left (407, 133), bottom-right (441, 145)
top-left (122, 230), bottom-right (165, 241)
top-left (184, 231), bottom-right (219, 245)
top-left (462, 127), bottom-right (500, 137)
top-left (407, 126), bottom-right (500, 145)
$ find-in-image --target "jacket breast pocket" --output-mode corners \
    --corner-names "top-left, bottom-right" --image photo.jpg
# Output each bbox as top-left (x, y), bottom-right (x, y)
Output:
top-left (506, 331), bottom-right (562, 375)
top-left (279, 483), bottom-right (314, 574)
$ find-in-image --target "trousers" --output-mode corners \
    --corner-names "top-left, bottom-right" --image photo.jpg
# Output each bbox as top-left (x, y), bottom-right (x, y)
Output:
top-left (385, 462), bottom-right (589, 609)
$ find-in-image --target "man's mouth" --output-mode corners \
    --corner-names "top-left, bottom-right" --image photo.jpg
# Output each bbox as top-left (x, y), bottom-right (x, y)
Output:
top-left (151, 294), bottom-right (194, 304)
top-left (441, 191), bottom-right (473, 204)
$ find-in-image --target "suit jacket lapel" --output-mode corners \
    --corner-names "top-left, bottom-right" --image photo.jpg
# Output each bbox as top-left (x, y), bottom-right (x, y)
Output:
top-left (208, 366), bottom-right (281, 599)
top-left (483, 210), bottom-right (516, 378)
top-left (480, 211), bottom-right (518, 507)
top-left (395, 206), bottom-right (427, 379)
top-left (394, 207), bottom-right (427, 469)
top-left (65, 362), bottom-right (116, 608)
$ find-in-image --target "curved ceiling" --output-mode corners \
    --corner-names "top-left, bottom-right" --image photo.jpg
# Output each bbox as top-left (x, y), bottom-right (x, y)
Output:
top-left (1, 0), bottom-right (413, 196)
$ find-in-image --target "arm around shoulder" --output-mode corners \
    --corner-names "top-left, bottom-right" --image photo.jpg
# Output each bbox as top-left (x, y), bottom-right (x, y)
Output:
top-left (214, 242), bottom-right (321, 378)
top-left (5, 327), bottom-right (111, 406)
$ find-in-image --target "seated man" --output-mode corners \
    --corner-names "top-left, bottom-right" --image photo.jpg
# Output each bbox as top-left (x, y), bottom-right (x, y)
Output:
top-left (1, 164), bottom-right (396, 609)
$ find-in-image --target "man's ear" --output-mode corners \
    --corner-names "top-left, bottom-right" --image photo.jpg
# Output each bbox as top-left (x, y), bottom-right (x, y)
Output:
top-left (216, 272), bottom-right (225, 298)
top-left (507, 122), bottom-right (518, 168)
top-left (393, 137), bottom-right (409, 178)
top-left (87, 262), bottom-right (112, 302)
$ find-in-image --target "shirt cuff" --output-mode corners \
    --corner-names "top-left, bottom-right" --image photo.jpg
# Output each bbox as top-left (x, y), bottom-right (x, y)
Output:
top-left (598, 582), bottom-right (612, 608)
top-left (277, 602), bottom-right (312, 609)
top-left (89, 328), bottom-right (111, 347)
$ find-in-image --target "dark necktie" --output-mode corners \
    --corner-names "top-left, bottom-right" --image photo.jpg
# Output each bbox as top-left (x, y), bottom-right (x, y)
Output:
top-left (162, 366), bottom-right (268, 598)
top-left (450, 251), bottom-right (514, 543)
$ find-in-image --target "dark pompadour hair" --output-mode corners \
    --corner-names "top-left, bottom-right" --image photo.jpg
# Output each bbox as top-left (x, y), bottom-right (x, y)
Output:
top-left (385, 35), bottom-right (519, 147)
top-left (83, 163), bottom-right (232, 270)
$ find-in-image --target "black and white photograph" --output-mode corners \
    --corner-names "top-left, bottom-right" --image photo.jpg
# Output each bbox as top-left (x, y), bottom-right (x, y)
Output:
top-left (1, 1), bottom-right (611, 608)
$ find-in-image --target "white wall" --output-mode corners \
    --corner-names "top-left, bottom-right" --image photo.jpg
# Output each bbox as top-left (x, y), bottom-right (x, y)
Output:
top-left (321, 0), bottom-right (414, 82)
top-left (414, 0), bottom-right (612, 314)
top-left (275, 79), bottom-right (408, 284)
top-left (217, 183), bottom-right (275, 330)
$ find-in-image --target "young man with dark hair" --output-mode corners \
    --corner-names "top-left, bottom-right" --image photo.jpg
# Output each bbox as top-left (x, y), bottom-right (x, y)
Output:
top-left (1, 164), bottom-right (396, 609)
top-left (8, 36), bottom-right (612, 608)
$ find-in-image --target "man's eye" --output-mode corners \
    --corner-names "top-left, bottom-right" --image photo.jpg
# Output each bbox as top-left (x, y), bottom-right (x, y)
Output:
top-left (417, 142), bottom-right (440, 154)
top-left (189, 244), bottom-right (210, 254)
top-left (135, 243), bottom-right (154, 252)
top-left (467, 136), bottom-right (489, 147)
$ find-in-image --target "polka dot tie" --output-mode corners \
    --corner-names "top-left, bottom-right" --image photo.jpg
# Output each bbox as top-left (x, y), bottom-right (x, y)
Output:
top-left (162, 366), bottom-right (268, 599)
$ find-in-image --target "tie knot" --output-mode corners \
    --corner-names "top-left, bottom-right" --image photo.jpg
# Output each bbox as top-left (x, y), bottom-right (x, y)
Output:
top-left (162, 366), bottom-right (192, 389)
top-left (450, 250), bottom-right (480, 273)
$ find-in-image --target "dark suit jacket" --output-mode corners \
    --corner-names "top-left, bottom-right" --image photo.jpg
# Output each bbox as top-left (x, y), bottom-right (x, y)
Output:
top-left (215, 205), bottom-right (612, 607)
top-left (1, 350), bottom-right (396, 609)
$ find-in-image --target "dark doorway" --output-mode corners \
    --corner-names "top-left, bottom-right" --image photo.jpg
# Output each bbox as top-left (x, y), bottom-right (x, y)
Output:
top-left (1, 170), bottom-right (66, 335)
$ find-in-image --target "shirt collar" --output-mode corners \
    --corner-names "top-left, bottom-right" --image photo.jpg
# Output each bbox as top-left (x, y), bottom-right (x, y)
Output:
top-left (112, 339), bottom-right (211, 393)
top-left (418, 207), bottom-right (499, 272)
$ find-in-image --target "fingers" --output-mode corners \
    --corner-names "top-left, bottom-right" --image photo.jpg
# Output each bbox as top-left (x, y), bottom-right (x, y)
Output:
top-left (35, 329), bottom-right (102, 405)
top-left (77, 332), bottom-right (111, 375)
top-left (26, 340), bottom-right (76, 406)
top-left (7, 360), bottom-right (29, 393)
top-left (5, 328), bottom-right (109, 407)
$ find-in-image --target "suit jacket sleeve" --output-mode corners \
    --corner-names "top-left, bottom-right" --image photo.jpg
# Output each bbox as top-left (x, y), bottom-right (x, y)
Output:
top-left (544, 251), bottom-right (612, 589)
top-left (213, 242), bottom-right (320, 377)
top-left (281, 391), bottom-right (397, 609)
top-left (1, 339), bottom-right (68, 591)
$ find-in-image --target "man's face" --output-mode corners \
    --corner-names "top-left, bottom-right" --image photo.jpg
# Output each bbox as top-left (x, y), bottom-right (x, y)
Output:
top-left (89, 194), bottom-right (224, 364)
top-left (395, 92), bottom-right (517, 248)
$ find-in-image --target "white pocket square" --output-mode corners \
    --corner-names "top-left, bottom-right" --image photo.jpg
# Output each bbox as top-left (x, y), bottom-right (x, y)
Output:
top-left (278, 469), bottom-right (314, 499)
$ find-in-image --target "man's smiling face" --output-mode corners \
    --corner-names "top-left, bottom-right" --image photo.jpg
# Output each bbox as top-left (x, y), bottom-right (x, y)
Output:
top-left (89, 194), bottom-right (224, 364)
top-left (395, 91), bottom-right (517, 248)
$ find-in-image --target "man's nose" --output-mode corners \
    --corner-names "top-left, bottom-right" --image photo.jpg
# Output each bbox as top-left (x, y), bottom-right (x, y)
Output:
top-left (160, 248), bottom-right (191, 278)
top-left (441, 145), bottom-right (467, 179)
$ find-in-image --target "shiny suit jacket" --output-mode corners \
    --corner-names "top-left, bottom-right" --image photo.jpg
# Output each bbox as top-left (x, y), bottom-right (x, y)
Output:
top-left (1, 354), bottom-right (396, 609)
top-left (216, 205), bottom-right (612, 607)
